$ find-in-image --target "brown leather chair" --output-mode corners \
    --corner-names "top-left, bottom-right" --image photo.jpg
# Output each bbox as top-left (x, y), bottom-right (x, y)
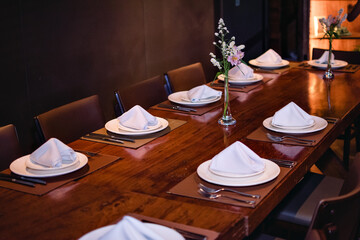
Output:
top-left (312, 48), bottom-right (360, 64)
top-left (34, 95), bottom-right (105, 144)
top-left (0, 124), bottom-right (22, 170)
top-left (253, 154), bottom-right (360, 240)
top-left (165, 62), bottom-right (207, 93)
top-left (114, 75), bottom-right (168, 114)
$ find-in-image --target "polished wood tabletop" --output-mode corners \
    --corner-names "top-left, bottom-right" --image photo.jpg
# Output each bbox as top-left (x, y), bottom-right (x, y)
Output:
top-left (1, 66), bottom-right (360, 239)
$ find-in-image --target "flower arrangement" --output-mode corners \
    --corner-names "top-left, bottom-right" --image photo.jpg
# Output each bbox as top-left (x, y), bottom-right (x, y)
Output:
top-left (319, 9), bottom-right (347, 79)
top-left (209, 18), bottom-right (245, 125)
top-left (319, 8), bottom-right (347, 40)
top-left (210, 18), bottom-right (245, 80)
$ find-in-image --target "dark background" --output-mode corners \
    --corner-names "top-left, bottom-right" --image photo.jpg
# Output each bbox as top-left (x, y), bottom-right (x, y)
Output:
top-left (0, 0), bottom-right (306, 153)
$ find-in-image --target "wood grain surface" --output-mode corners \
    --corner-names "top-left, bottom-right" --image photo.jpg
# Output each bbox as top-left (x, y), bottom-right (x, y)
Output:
top-left (1, 66), bottom-right (360, 239)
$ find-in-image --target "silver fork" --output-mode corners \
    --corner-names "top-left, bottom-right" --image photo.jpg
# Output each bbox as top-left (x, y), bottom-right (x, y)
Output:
top-left (266, 133), bottom-right (314, 144)
top-left (198, 188), bottom-right (256, 205)
top-left (198, 183), bottom-right (260, 199)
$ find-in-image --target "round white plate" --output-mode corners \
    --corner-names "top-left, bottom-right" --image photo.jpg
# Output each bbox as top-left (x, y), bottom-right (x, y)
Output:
top-left (208, 164), bottom-right (265, 178)
top-left (218, 73), bottom-right (263, 85)
top-left (168, 91), bottom-right (221, 107)
top-left (118, 118), bottom-right (163, 133)
top-left (10, 152), bottom-right (88, 178)
top-left (263, 116), bottom-right (328, 134)
top-left (249, 59), bottom-right (290, 69)
top-left (197, 159), bottom-right (280, 187)
top-left (105, 117), bottom-right (168, 136)
top-left (79, 223), bottom-right (185, 240)
top-left (271, 120), bottom-right (316, 130)
top-left (307, 60), bottom-right (348, 70)
top-left (25, 156), bottom-right (79, 171)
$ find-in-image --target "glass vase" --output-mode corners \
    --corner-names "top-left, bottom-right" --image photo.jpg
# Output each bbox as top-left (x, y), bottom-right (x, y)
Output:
top-left (218, 71), bottom-right (236, 126)
top-left (323, 37), bottom-right (334, 80)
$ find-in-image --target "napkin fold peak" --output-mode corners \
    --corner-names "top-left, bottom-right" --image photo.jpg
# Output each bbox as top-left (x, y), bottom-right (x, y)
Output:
top-left (228, 63), bottom-right (254, 79)
top-left (187, 84), bottom-right (222, 102)
top-left (209, 141), bottom-right (265, 175)
top-left (316, 51), bottom-right (335, 64)
top-left (271, 101), bottom-right (314, 127)
top-left (99, 216), bottom-right (166, 240)
top-left (118, 105), bottom-right (158, 130)
top-left (29, 138), bottom-right (77, 168)
top-left (256, 49), bottom-right (282, 64)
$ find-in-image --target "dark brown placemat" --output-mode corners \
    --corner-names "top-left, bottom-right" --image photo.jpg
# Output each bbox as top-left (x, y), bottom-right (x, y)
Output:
top-left (82, 119), bottom-right (187, 149)
top-left (294, 61), bottom-right (360, 73)
top-left (0, 154), bottom-right (121, 195)
top-left (168, 166), bottom-right (291, 208)
top-left (128, 213), bottom-right (220, 240)
top-left (245, 122), bottom-right (335, 146)
top-left (151, 95), bottom-right (238, 116)
top-left (209, 77), bottom-right (273, 93)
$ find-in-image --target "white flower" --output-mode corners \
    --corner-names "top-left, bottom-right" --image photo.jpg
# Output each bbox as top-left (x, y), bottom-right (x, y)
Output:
top-left (209, 52), bottom-right (216, 58)
top-left (215, 33), bottom-right (219, 36)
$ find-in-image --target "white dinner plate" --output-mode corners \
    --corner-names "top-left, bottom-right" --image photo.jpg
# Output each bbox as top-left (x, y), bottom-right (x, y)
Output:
top-left (168, 91), bottom-right (221, 107)
top-left (218, 73), bottom-right (263, 85)
top-left (118, 118), bottom-right (163, 132)
top-left (271, 120), bottom-right (316, 130)
top-left (208, 164), bottom-right (265, 178)
top-left (25, 156), bottom-right (79, 171)
top-left (10, 152), bottom-right (88, 178)
top-left (197, 159), bottom-right (280, 187)
top-left (105, 117), bottom-right (168, 136)
top-left (307, 60), bottom-right (348, 70)
top-left (249, 59), bottom-right (290, 69)
top-left (263, 116), bottom-right (328, 134)
top-left (79, 223), bottom-right (185, 240)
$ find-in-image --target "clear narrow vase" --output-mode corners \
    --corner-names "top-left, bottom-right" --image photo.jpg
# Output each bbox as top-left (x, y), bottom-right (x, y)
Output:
top-left (323, 37), bottom-right (334, 80)
top-left (218, 72), bottom-right (236, 126)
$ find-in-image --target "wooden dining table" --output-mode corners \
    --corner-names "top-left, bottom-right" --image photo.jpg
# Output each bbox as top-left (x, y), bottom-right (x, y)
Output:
top-left (1, 64), bottom-right (360, 240)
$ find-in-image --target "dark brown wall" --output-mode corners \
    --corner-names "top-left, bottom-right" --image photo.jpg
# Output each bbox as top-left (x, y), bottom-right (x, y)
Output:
top-left (1, 0), bottom-right (214, 153)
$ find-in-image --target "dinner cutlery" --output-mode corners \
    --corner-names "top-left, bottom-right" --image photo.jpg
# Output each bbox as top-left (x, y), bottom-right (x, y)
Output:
top-left (266, 133), bottom-right (314, 145)
top-left (0, 176), bottom-right (35, 187)
top-left (88, 132), bottom-right (135, 143)
top-left (198, 188), bottom-right (256, 205)
top-left (83, 134), bottom-right (124, 144)
top-left (268, 159), bottom-right (296, 168)
top-left (0, 173), bottom-right (47, 185)
top-left (157, 103), bottom-right (197, 112)
top-left (324, 117), bottom-right (338, 124)
top-left (75, 150), bottom-right (99, 157)
top-left (198, 183), bottom-right (260, 199)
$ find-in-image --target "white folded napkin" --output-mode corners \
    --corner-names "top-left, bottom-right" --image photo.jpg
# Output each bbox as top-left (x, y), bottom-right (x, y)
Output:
top-left (315, 51), bottom-right (335, 64)
top-left (209, 141), bottom-right (265, 175)
top-left (255, 49), bottom-right (282, 64)
top-left (29, 138), bottom-right (77, 168)
top-left (187, 85), bottom-right (222, 102)
top-left (271, 102), bottom-right (314, 127)
top-left (99, 216), bottom-right (165, 240)
top-left (118, 105), bottom-right (158, 130)
top-left (228, 63), bottom-right (254, 79)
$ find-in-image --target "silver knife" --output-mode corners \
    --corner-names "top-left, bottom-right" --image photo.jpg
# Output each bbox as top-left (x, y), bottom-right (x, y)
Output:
top-left (88, 133), bottom-right (135, 142)
top-left (158, 104), bottom-right (197, 112)
top-left (83, 135), bottom-right (124, 144)
top-left (0, 176), bottom-right (35, 187)
top-left (0, 173), bottom-right (47, 185)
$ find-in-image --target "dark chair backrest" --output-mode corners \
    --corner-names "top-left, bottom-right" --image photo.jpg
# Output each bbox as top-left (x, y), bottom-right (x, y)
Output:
top-left (34, 95), bottom-right (105, 144)
top-left (312, 48), bottom-right (360, 64)
top-left (305, 154), bottom-right (360, 240)
top-left (165, 62), bottom-right (207, 93)
top-left (115, 75), bottom-right (168, 114)
top-left (0, 124), bottom-right (22, 170)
